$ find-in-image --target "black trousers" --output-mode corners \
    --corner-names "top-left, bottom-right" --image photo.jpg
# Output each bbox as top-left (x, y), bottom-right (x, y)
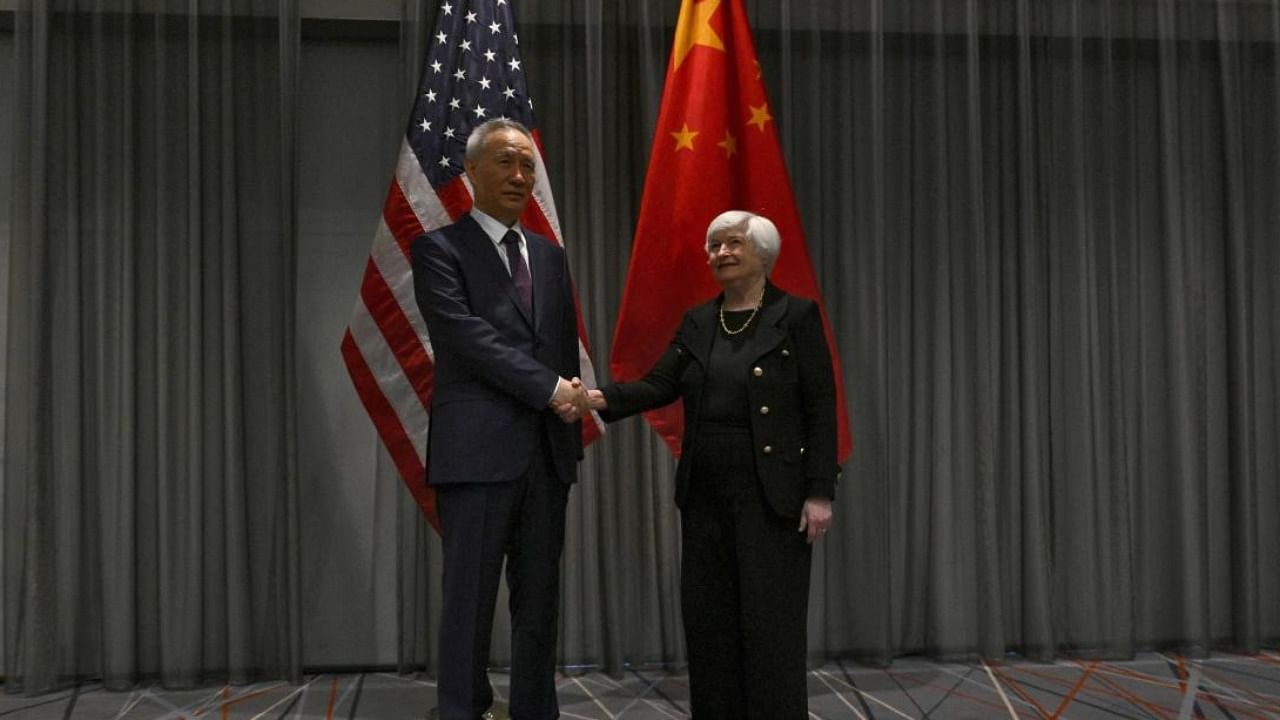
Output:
top-left (682, 429), bottom-right (813, 720)
top-left (435, 445), bottom-right (569, 720)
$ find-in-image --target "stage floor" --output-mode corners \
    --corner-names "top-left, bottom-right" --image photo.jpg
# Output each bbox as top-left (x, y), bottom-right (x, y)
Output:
top-left (4, 651), bottom-right (1279, 718)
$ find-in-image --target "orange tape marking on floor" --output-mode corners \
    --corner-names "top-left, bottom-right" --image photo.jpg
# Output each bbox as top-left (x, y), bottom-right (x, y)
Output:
top-left (988, 663), bottom-right (1054, 719)
top-left (1047, 660), bottom-right (1097, 719)
top-left (325, 676), bottom-right (341, 720)
top-left (1093, 666), bottom-right (1176, 720)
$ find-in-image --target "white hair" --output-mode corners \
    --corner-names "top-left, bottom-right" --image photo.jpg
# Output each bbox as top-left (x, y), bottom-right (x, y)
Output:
top-left (705, 210), bottom-right (781, 271)
top-left (464, 118), bottom-right (534, 161)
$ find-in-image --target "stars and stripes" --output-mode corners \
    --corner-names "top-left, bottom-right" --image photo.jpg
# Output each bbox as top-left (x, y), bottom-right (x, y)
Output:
top-left (410, 1), bottom-right (533, 189)
top-left (341, 0), bottom-right (602, 532)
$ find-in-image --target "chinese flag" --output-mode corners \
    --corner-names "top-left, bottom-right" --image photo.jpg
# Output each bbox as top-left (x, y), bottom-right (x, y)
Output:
top-left (610, 0), bottom-right (853, 462)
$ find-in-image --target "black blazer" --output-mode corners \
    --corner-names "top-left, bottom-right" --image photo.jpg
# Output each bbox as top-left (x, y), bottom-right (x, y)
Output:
top-left (411, 214), bottom-right (582, 486)
top-left (601, 282), bottom-right (839, 517)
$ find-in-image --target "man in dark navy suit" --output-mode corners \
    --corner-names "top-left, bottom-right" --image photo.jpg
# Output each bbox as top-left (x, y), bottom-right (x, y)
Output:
top-left (412, 119), bottom-right (587, 720)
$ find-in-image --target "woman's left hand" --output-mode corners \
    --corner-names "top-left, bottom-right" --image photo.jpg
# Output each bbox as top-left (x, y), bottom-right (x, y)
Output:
top-left (798, 497), bottom-right (833, 544)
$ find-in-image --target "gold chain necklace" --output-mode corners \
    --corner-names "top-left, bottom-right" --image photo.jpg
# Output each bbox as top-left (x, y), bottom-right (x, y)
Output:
top-left (719, 290), bottom-right (764, 335)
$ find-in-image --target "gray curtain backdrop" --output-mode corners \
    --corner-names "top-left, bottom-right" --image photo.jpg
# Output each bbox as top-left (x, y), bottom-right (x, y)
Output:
top-left (3, 0), bottom-right (301, 693)
top-left (1, 16), bottom-right (13, 690)
top-left (4, 0), bottom-right (1279, 692)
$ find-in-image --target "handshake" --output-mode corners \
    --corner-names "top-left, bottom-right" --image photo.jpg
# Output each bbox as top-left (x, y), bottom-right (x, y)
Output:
top-left (549, 377), bottom-right (606, 423)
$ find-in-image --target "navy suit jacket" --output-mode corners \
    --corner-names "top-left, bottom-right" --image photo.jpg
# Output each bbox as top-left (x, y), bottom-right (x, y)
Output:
top-left (411, 214), bottom-right (582, 487)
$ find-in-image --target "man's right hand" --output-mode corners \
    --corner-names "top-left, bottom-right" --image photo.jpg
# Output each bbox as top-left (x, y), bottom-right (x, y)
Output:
top-left (550, 376), bottom-right (589, 422)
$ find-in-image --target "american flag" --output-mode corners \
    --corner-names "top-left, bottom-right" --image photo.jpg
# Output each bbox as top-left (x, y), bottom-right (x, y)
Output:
top-left (341, 0), bottom-right (603, 532)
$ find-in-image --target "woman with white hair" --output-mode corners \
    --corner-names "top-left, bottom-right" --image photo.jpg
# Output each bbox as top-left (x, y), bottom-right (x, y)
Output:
top-left (586, 210), bottom-right (839, 718)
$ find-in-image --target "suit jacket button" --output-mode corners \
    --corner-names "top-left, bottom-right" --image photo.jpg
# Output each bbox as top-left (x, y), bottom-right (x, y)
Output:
top-left (763, 445), bottom-right (772, 454)
top-left (753, 366), bottom-right (763, 377)
top-left (781, 349), bottom-right (791, 357)
top-left (759, 406), bottom-right (769, 415)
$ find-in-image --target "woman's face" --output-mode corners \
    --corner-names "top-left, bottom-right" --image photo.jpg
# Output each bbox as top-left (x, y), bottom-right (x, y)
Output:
top-left (707, 229), bottom-right (766, 288)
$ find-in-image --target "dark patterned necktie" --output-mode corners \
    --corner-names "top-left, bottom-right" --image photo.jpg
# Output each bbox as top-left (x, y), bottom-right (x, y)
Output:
top-left (501, 230), bottom-right (532, 314)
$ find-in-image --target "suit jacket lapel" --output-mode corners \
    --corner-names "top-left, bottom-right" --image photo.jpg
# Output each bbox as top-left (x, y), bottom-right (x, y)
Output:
top-left (751, 283), bottom-right (789, 361)
top-left (460, 214), bottom-right (534, 328)
top-left (528, 232), bottom-right (560, 334)
top-left (683, 299), bottom-right (719, 370)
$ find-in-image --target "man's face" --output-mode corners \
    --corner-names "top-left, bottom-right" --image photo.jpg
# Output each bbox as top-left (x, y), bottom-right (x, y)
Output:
top-left (465, 127), bottom-right (537, 225)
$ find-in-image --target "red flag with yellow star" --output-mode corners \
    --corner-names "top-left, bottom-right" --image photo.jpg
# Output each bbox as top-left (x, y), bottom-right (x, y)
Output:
top-left (610, 0), bottom-right (853, 462)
